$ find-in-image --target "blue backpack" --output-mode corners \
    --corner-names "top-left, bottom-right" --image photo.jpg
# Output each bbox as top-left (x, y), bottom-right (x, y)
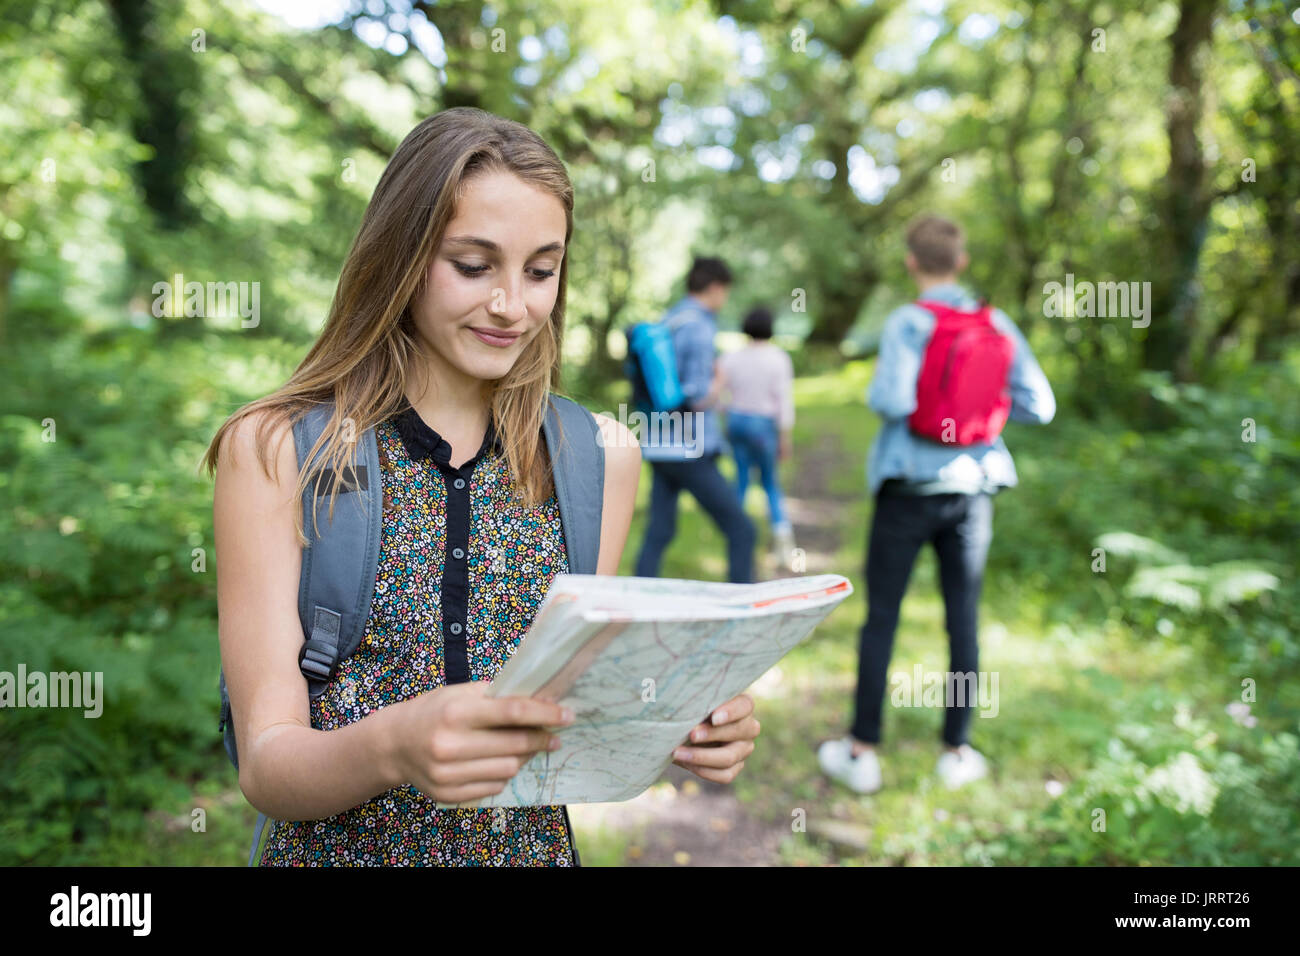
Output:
top-left (623, 310), bottom-right (699, 413)
top-left (218, 392), bottom-right (605, 865)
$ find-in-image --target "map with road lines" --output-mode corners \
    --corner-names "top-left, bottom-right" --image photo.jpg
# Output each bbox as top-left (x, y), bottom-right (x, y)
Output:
top-left (439, 573), bottom-right (853, 807)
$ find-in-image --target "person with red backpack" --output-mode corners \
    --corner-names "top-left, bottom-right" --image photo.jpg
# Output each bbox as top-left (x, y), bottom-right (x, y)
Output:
top-left (819, 214), bottom-right (1055, 793)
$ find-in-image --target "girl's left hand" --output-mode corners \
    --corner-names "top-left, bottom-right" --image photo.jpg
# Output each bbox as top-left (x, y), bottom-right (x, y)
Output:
top-left (671, 693), bottom-right (759, 784)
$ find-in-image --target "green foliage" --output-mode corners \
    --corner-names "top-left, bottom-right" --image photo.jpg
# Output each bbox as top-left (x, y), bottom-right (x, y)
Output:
top-left (1126, 561), bottom-right (1280, 613)
top-left (986, 360), bottom-right (1300, 694)
top-left (0, 330), bottom-right (284, 864)
top-left (1010, 709), bottom-right (1300, 866)
top-left (1096, 532), bottom-right (1281, 612)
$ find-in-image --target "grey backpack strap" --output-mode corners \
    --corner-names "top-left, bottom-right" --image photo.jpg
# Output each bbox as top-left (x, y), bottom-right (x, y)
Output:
top-left (292, 400), bottom-right (384, 698)
top-left (219, 400), bottom-right (382, 864)
top-left (222, 400), bottom-right (381, 865)
top-left (542, 394), bottom-right (605, 575)
top-left (248, 812), bottom-right (271, 867)
top-left (218, 670), bottom-right (239, 768)
top-left (250, 403), bottom-right (381, 865)
top-left (542, 395), bottom-right (601, 869)
top-left (217, 402), bottom-right (380, 765)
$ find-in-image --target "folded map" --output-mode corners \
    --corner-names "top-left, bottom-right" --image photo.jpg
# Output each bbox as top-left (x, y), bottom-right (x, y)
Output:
top-left (440, 572), bottom-right (854, 808)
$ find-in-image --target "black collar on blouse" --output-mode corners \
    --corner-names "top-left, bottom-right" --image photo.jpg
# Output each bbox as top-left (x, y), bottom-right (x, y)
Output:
top-left (392, 400), bottom-right (504, 471)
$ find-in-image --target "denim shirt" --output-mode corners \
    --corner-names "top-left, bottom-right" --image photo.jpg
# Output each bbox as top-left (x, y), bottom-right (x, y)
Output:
top-left (639, 296), bottom-right (726, 461)
top-left (866, 283), bottom-right (1055, 495)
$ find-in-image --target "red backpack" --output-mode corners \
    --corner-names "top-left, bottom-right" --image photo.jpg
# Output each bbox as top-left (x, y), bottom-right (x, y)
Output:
top-left (908, 300), bottom-right (1014, 445)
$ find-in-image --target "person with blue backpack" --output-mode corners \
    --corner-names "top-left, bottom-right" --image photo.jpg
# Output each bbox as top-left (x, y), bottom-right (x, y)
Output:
top-left (818, 214), bottom-right (1055, 795)
top-left (203, 109), bottom-right (761, 866)
top-left (627, 257), bottom-right (758, 584)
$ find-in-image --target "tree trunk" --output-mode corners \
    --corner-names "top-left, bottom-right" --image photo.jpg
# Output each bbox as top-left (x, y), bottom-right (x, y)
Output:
top-left (1142, 0), bottom-right (1218, 381)
top-left (105, 0), bottom-right (198, 228)
top-left (806, 272), bottom-right (879, 345)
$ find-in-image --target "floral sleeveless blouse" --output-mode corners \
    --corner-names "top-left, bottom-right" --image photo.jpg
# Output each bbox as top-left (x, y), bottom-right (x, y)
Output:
top-left (259, 402), bottom-right (576, 866)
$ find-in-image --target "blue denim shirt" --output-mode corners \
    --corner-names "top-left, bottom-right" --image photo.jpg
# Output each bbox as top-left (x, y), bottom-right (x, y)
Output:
top-left (866, 283), bottom-right (1055, 495)
top-left (639, 296), bottom-right (727, 461)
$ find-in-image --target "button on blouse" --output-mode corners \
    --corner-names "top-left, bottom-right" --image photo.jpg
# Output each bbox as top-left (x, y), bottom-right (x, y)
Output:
top-left (392, 400), bottom-right (503, 686)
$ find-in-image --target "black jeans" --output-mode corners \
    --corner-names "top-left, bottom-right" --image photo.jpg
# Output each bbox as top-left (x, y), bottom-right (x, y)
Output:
top-left (635, 454), bottom-right (757, 583)
top-left (850, 486), bottom-right (994, 748)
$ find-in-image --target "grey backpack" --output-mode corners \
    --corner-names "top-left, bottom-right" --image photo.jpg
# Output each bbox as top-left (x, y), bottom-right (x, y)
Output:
top-left (217, 393), bottom-right (605, 865)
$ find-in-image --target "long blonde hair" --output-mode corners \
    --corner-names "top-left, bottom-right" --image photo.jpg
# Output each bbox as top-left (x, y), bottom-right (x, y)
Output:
top-left (202, 108), bottom-right (575, 546)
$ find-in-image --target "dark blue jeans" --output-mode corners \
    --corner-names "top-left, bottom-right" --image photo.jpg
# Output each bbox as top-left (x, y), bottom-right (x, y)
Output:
top-left (635, 454), bottom-right (757, 583)
top-left (850, 485), bottom-right (994, 748)
top-left (726, 411), bottom-right (786, 527)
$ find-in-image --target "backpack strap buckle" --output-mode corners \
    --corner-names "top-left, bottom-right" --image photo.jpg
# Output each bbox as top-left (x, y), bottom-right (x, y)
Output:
top-left (298, 606), bottom-right (343, 685)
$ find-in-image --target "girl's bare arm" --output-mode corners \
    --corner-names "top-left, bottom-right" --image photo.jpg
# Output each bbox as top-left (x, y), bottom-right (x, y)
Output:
top-left (214, 411), bottom-right (405, 820)
top-left (593, 414), bottom-right (641, 575)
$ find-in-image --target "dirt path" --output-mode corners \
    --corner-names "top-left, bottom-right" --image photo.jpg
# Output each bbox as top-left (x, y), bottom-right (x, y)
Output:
top-left (770, 428), bottom-right (862, 576)
top-left (570, 763), bottom-right (792, 866)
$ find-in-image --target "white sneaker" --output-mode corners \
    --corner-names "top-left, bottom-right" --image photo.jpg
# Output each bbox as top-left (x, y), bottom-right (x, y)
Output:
top-left (936, 745), bottom-right (989, 789)
top-left (817, 737), bottom-right (882, 794)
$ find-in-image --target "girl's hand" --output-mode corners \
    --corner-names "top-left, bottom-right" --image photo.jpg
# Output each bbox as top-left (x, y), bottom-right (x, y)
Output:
top-left (385, 682), bottom-right (572, 804)
top-left (671, 693), bottom-right (760, 784)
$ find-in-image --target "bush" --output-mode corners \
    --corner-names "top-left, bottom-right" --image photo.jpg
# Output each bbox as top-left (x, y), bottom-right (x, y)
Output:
top-left (0, 329), bottom-right (289, 863)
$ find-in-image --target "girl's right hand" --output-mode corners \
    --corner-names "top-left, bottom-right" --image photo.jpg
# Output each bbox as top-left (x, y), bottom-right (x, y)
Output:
top-left (384, 682), bottom-right (573, 804)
